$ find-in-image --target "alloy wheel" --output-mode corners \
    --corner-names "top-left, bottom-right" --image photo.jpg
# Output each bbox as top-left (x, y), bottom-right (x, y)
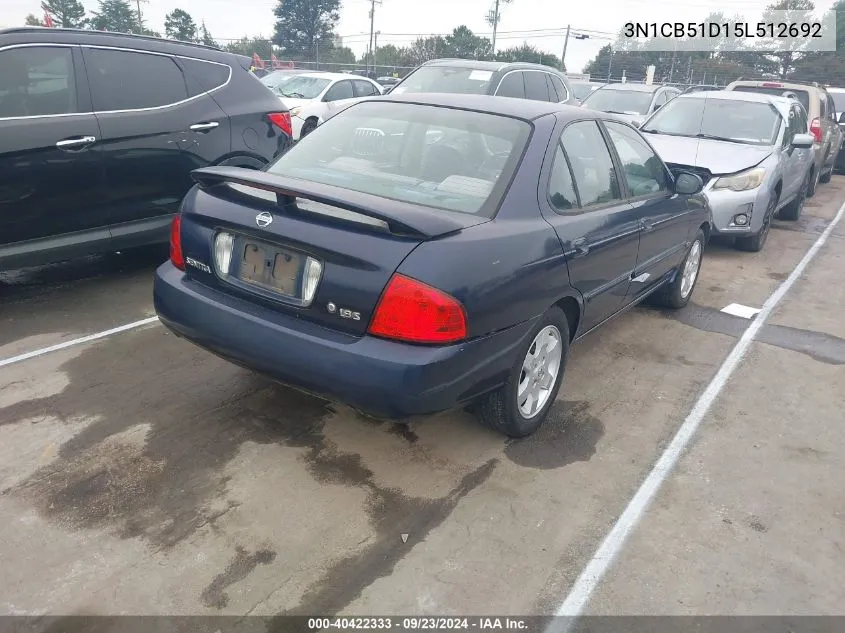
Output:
top-left (517, 325), bottom-right (563, 418)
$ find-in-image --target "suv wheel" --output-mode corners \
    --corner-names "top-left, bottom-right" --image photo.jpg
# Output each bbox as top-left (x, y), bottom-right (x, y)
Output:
top-left (780, 172), bottom-right (808, 221)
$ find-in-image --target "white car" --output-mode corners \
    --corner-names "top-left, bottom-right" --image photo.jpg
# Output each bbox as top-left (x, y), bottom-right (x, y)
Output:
top-left (273, 72), bottom-right (383, 140)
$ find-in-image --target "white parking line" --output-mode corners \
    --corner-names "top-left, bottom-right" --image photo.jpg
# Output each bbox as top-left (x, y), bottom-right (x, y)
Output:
top-left (0, 316), bottom-right (160, 369)
top-left (548, 198), bottom-right (845, 631)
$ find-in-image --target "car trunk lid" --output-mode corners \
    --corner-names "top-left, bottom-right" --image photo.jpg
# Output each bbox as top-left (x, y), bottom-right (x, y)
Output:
top-left (178, 166), bottom-right (488, 336)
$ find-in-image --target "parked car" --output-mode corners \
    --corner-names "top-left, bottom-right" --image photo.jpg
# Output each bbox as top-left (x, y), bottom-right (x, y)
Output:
top-left (154, 93), bottom-right (710, 438)
top-left (826, 86), bottom-right (845, 173)
top-left (0, 27), bottom-right (292, 271)
top-left (724, 79), bottom-right (841, 195)
top-left (271, 72), bottom-right (383, 140)
top-left (377, 76), bottom-right (401, 88)
top-left (681, 85), bottom-right (720, 95)
top-left (569, 80), bottom-right (606, 103)
top-left (640, 90), bottom-right (814, 252)
top-left (580, 83), bottom-right (681, 127)
top-left (388, 59), bottom-right (578, 106)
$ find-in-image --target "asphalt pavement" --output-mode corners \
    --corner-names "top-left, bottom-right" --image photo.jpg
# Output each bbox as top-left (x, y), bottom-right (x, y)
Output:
top-left (1, 180), bottom-right (843, 619)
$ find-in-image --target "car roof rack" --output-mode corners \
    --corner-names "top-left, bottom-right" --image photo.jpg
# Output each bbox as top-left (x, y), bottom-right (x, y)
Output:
top-left (1, 26), bottom-right (223, 51)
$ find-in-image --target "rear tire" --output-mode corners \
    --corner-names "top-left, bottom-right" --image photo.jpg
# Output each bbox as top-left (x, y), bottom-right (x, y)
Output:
top-left (300, 118), bottom-right (318, 138)
top-left (476, 307), bottom-right (570, 438)
top-left (820, 166), bottom-right (832, 184)
top-left (654, 229), bottom-right (705, 308)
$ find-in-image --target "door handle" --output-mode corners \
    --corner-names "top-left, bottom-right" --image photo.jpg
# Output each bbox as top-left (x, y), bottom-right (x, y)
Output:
top-left (56, 136), bottom-right (96, 150)
top-left (190, 122), bottom-right (219, 132)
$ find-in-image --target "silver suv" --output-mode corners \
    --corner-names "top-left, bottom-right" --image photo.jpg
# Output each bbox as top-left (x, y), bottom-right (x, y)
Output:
top-left (639, 91), bottom-right (815, 252)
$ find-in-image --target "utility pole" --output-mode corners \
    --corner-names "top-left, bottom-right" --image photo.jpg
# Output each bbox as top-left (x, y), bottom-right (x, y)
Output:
top-left (374, 31), bottom-right (380, 73)
top-left (491, 0), bottom-right (500, 54)
top-left (560, 25), bottom-right (570, 72)
top-left (367, 0), bottom-right (380, 77)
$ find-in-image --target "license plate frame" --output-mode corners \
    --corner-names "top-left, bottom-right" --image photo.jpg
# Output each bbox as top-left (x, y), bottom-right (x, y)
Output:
top-left (235, 238), bottom-right (304, 300)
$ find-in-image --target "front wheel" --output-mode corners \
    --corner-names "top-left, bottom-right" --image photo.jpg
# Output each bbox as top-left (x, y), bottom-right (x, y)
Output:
top-left (654, 229), bottom-right (705, 308)
top-left (476, 307), bottom-right (570, 438)
top-left (737, 193), bottom-right (777, 252)
top-left (779, 172), bottom-right (808, 221)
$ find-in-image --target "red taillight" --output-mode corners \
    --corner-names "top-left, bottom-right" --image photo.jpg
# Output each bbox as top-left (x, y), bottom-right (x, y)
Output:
top-left (761, 82), bottom-right (783, 88)
top-left (368, 274), bottom-right (467, 344)
top-left (810, 117), bottom-right (822, 143)
top-left (169, 215), bottom-right (184, 270)
top-left (267, 112), bottom-right (292, 137)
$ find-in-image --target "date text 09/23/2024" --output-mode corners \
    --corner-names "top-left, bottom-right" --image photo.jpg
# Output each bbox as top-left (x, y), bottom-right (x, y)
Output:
top-left (623, 21), bottom-right (823, 39)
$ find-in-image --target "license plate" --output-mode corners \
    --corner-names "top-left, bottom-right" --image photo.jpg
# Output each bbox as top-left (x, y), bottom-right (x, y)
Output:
top-left (238, 241), bottom-right (301, 297)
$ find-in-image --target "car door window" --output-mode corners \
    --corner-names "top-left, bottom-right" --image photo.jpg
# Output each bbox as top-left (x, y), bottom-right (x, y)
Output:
top-left (548, 143), bottom-right (579, 211)
top-left (353, 80), bottom-right (377, 97)
top-left (324, 80), bottom-right (354, 102)
top-left (549, 74), bottom-right (569, 102)
top-left (604, 121), bottom-right (669, 197)
top-left (524, 71), bottom-right (550, 101)
top-left (179, 57), bottom-right (230, 97)
top-left (84, 48), bottom-right (187, 111)
top-left (560, 120), bottom-right (622, 206)
top-left (0, 46), bottom-right (77, 117)
top-left (496, 72), bottom-right (525, 99)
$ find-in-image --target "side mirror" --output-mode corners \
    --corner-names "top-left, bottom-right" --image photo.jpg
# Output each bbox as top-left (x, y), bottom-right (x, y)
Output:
top-left (674, 171), bottom-right (704, 195)
top-left (792, 133), bottom-right (815, 149)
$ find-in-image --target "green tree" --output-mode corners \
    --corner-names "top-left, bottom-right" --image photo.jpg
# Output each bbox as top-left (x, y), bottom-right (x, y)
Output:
top-left (272, 0), bottom-right (340, 59)
top-left (444, 25), bottom-right (492, 59)
top-left (321, 45), bottom-right (356, 64)
top-left (41, 0), bottom-right (87, 28)
top-left (25, 13), bottom-right (44, 25)
top-left (164, 8), bottom-right (198, 42)
top-left (756, 0), bottom-right (816, 78)
top-left (90, 0), bottom-right (140, 32)
top-left (496, 42), bottom-right (560, 67)
top-left (224, 36), bottom-right (273, 60)
top-left (199, 21), bottom-right (218, 47)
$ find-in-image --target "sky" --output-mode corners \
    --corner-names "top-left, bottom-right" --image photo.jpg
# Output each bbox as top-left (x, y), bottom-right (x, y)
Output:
top-left (1, 0), bottom-right (837, 73)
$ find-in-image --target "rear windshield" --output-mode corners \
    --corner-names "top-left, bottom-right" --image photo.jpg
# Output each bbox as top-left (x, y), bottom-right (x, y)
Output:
top-left (266, 101), bottom-right (531, 217)
top-left (731, 85), bottom-right (810, 113)
top-left (581, 88), bottom-right (654, 115)
top-left (391, 66), bottom-right (493, 95)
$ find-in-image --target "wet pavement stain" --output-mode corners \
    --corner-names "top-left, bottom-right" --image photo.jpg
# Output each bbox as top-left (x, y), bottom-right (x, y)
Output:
top-left (771, 215), bottom-right (828, 234)
top-left (268, 458), bottom-right (498, 618)
top-left (653, 303), bottom-right (845, 365)
top-left (768, 272), bottom-right (789, 281)
top-left (201, 546), bottom-right (277, 609)
top-left (387, 422), bottom-right (419, 444)
top-left (749, 517), bottom-right (768, 533)
top-left (504, 401), bottom-right (604, 469)
top-left (2, 328), bottom-right (331, 548)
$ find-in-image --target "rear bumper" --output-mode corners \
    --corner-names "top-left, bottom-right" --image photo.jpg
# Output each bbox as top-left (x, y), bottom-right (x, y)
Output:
top-left (154, 263), bottom-right (538, 419)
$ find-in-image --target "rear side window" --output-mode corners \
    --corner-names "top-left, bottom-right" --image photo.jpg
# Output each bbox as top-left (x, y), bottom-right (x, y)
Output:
top-left (524, 71), bottom-right (550, 101)
top-left (548, 74), bottom-right (568, 102)
top-left (731, 85), bottom-right (810, 114)
top-left (561, 121), bottom-right (622, 206)
top-left (496, 72), bottom-right (525, 99)
top-left (84, 48), bottom-right (188, 111)
top-left (353, 80), bottom-right (378, 97)
top-left (179, 58), bottom-right (230, 96)
top-left (0, 46), bottom-right (77, 117)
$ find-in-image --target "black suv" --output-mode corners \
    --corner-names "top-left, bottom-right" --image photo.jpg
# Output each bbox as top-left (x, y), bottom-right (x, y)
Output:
top-left (0, 27), bottom-right (292, 270)
top-left (389, 59), bottom-right (577, 105)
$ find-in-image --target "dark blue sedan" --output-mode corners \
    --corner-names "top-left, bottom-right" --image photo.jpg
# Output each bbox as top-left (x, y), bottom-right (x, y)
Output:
top-left (154, 93), bottom-right (711, 437)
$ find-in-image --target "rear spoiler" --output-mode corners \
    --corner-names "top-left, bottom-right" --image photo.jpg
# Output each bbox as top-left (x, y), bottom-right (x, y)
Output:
top-left (190, 166), bottom-right (488, 238)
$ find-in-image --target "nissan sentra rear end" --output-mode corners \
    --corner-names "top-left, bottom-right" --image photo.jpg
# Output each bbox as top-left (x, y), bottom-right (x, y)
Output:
top-left (153, 99), bottom-right (534, 419)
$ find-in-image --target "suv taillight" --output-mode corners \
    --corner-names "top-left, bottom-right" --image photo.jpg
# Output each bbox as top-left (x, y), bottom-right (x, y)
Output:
top-left (267, 112), bottom-right (292, 137)
top-left (368, 274), bottom-right (467, 344)
top-left (810, 117), bottom-right (822, 143)
top-left (170, 215), bottom-right (185, 270)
